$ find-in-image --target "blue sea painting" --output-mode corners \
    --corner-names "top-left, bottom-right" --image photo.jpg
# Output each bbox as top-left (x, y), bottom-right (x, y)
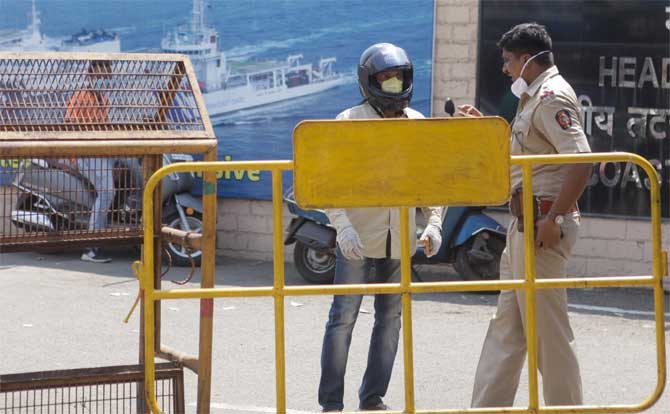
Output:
top-left (0, 0), bottom-right (435, 197)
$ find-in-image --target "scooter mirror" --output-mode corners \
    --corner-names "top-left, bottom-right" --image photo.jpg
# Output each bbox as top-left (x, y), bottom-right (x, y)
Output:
top-left (444, 98), bottom-right (455, 117)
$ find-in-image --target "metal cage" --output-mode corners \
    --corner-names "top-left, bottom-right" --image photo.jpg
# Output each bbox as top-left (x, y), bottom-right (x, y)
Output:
top-left (0, 52), bottom-right (217, 252)
top-left (0, 363), bottom-right (184, 413)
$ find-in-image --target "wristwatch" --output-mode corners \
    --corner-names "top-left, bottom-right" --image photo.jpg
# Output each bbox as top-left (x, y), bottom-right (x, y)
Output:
top-left (548, 211), bottom-right (564, 225)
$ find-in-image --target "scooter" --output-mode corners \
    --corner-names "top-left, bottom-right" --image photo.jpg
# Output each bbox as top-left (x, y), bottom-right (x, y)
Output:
top-left (412, 206), bottom-right (506, 280)
top-left (283, 98), bottom-right (507, 284)
top-left (412, 98), bottom-right (507, 280)
top-left (10, 153), bottom-right (203, 266)
top-left (283, 190), bottom-right (506, 283)
top-left (283, 187), bottom-right (337, 284)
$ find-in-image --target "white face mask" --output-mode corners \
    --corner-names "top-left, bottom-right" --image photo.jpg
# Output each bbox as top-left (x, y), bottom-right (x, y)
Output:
top-left (381, 76), bottom-right (403, 94)
top-left (510, 50), bottom-right (550, 98)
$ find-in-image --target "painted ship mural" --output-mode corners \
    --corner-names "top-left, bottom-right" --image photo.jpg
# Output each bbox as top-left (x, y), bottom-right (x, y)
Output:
top-left (0, 0), bottom-right (120, 52)
top-left (0, 0), bottom-right (346, 123)
top-left (161, 0), bottom-right (346, 122)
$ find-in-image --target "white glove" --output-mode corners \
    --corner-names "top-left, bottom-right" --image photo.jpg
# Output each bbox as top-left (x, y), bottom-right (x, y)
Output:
top-left (419, 224), bottom-right (442, 258)
top-left (337, 226), bottom-right (364, 260)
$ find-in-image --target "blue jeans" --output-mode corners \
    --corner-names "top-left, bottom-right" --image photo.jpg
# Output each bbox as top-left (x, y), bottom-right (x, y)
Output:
top-left (77, 158), bottom-right (115, 231)
top-left (318, 247), bottom-right (401, 411)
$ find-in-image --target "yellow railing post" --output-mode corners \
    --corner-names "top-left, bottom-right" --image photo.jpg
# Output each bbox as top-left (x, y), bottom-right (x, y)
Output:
top-left (637, 152), bottom-right (667, 414)
top-left (142, 162), bottom-right (161, 413)
top-left (522, 165), bottom-right (540, 414)
top-left (272, 169), bottom-right (287, 414)
top-left (197, 148), bottom-right (218, 413)
top-left (400, 206), bottom-right (416, 413)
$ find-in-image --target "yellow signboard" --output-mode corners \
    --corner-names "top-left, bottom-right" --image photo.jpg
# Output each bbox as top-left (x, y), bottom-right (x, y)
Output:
top-left (293, 117), bottom-right (510, 208)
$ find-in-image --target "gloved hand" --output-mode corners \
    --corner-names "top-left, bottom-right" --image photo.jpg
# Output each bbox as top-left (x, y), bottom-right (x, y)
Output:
top-left (337, 226), bottom-right (364, 260)
top-left (419, 224), bottom-right (442, 258)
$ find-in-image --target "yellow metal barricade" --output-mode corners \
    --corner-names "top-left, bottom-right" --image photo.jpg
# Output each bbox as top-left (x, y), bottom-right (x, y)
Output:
top-left (136, 117), bottom-right (666, 414)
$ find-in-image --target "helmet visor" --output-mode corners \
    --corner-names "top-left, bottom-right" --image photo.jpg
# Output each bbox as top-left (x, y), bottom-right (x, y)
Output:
top-left (365, 46), bottom-right (411, 75)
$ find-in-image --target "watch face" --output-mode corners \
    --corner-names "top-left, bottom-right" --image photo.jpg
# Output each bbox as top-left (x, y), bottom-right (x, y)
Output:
top-left (554, 215), bottom-right (565, 225)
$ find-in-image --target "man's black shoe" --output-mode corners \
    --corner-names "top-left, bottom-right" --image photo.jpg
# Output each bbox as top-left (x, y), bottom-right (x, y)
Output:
top-left (359, 402), bottom-right (390, 411)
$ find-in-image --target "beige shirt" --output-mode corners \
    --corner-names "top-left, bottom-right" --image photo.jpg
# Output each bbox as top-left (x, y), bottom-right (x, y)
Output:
top-left (325, 102), bottom-right (442, 259)
top-left (510, 66), bottom-right (591, 197)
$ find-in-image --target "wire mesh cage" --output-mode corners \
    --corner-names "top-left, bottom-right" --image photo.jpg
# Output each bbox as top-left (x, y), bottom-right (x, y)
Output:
top-left (0, 55), bottom-right (207, 134)
top-left (0, 363), bottom-right (184, 414)
top-left (0, 155), bottom-right (146, 251)
top-left (0, 52), bottom-right (216, 252)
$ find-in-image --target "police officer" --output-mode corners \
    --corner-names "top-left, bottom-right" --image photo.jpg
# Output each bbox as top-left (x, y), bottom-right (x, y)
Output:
top-left (318, 43), bottom-right (443, 412)
top-left (458, 23), bottom-right (592, 406)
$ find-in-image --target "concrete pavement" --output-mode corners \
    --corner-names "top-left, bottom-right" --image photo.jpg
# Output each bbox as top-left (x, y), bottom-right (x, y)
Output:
top-left (1, 249), bottom-right (668, 413)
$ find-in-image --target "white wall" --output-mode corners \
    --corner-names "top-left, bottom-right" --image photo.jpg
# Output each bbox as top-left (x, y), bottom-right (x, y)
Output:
top-left (432, 0), bottom-right (480, 115)
top-left (215, 198), bottom-right (295, 263)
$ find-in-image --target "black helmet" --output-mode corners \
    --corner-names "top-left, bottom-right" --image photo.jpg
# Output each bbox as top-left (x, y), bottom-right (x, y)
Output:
top-left (357, 43), bottom-right (413, 114)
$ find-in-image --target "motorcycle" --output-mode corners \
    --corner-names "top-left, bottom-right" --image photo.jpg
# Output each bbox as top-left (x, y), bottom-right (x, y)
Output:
top-left (10, 153), bottom-right (203, 266)
top-left (283, 98), bottom-right (507, 284)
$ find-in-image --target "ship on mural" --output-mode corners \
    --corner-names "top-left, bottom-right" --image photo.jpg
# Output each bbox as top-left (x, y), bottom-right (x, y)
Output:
top-left (1, 0), bottom-right (346, 121)
top-left (160, 0), bottom-right (347, 121)
top-left (60, 29), bottom-right (120, 53)
top-left (0, 0), bottom-right (54, 51)
top-left (0, 0), bottom-right (120, 53)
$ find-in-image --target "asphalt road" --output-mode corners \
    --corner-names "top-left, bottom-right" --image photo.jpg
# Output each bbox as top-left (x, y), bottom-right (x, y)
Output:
top-left (1, 249), bottom-right (669, 413)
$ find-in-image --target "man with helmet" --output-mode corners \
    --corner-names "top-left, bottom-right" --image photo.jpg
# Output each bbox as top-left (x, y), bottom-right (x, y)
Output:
top-left (355, 42), bottom-right (415, 117)
top-left (318, 43), bottom-right (443, 412)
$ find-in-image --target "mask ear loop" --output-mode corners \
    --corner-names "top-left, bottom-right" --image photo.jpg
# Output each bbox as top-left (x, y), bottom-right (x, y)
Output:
top-left (518, 55), bottom-right (531, 80)
top-left (519, 50), bottom-right (551, 80)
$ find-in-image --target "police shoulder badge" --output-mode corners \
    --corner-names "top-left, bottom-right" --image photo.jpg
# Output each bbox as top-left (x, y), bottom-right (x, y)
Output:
top-left (555, 109), bottom-right (572, 130)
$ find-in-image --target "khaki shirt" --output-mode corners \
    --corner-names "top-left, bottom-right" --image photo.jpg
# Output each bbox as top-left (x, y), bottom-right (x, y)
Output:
top-left (510, 66), bottom-right (591, 197)
top-left (325, 102), bottom-right (442, 259)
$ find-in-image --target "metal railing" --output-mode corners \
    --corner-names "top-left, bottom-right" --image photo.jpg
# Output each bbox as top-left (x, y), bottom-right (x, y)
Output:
top-left (136, 152), bottom-right (666, 414)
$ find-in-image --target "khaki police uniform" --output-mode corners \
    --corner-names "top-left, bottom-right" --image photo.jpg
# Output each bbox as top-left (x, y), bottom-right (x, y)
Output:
top-left (325, 102), bottom-right (442, 259)
top-left (472, 66), bottom-right (591, 407)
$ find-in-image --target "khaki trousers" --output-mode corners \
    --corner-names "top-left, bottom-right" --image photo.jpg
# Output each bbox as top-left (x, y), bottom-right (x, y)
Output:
top-left (471, 214), bottom-right (583, 407)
